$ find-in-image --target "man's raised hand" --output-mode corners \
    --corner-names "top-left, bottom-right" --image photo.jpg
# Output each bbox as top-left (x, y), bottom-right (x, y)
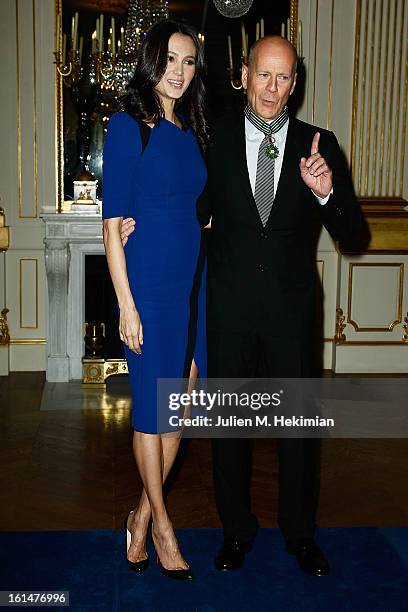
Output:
top-left (299, 132), bottom-right (333, 198)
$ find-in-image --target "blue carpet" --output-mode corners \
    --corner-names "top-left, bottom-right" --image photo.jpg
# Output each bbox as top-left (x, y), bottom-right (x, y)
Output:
top-left (0, 528), bottom-right (407, 611)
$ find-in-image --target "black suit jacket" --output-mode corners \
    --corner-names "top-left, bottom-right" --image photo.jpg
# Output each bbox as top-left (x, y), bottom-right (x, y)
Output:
top-left (197, 113), bottom-right (362, 337)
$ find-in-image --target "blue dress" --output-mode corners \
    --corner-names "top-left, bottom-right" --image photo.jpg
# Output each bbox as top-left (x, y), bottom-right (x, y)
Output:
top-left (102, 112), bottom-right (207, 433)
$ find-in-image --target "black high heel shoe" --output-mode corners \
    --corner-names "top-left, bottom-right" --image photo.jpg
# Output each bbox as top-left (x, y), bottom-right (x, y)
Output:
top-left (125, 511), bottom-right (149, 572)
top-left (152, 527), bottom-right (194, 580)
top-left (156, 556), bottom-right (194, 581)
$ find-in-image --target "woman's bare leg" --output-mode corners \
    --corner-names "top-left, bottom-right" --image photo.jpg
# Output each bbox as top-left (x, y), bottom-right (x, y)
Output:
top-left (127, 433), bottom-right (182, 562)
top-left (127, 360), bottom-right (198, 566)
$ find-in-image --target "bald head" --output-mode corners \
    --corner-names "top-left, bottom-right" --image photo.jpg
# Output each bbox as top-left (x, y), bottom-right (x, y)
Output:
top-left (248, 36), bottom-right (298, 74)
top-left (242, 35), bottom-right (298, 120)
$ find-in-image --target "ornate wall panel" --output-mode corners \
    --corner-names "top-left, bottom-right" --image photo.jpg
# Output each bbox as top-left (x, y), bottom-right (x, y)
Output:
top-left (6, 250), bottom-right (46, 371)
top-left (347, 263), bottom-right (404, 331)
top-left (351, 0), bottom-right (408, 197)
top-left (335, 254), bottom-right (408, 373)
top-left (0, 0), bottom-right (50, 372)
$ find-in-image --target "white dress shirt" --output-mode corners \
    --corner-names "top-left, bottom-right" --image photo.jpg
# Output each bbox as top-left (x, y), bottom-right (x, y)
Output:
top-left (244, 116), bottom-right (332, 205)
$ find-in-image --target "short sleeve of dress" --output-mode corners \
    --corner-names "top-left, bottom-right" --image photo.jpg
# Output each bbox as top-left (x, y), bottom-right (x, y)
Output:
top-left (102, 112), bottom-right (141, 219)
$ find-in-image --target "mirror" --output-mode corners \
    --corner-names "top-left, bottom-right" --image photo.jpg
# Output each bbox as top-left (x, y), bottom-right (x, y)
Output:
top-left (55, 0), bottom-right (298, 212)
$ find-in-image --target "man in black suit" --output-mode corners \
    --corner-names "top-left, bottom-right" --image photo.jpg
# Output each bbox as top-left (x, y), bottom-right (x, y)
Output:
top-left (196, 35), bottom-right (361, 577)
top-left (120, 36), bottom-right (361, 576)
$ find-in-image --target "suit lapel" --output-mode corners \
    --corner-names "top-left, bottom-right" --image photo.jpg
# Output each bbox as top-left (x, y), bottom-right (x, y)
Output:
top-left (265, 118), bottom-right (301, 226)
top-left (230, 114), bottom-right (264, 228)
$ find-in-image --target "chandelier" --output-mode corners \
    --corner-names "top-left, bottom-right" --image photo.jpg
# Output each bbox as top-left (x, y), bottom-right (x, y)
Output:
top-left (54, 0), bottom-right (169, 94)
top-left (213, 0), bottom-right (254, 18)
top-left (114, 0), bottom-right (169, 91)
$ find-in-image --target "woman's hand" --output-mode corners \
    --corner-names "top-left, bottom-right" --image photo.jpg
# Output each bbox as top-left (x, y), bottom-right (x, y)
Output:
top-left (120, 217), bottom-right (136, 246)
top-left (119, 302), bottom-right (144, 354)
top-left (103, 217), bottom-right (143, 353)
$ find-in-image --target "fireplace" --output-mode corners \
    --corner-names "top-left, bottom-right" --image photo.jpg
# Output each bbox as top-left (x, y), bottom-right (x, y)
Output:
top-left (42, 212), bottom-right (125, 382)
top-left (84, 255), bottom-right (124, 359)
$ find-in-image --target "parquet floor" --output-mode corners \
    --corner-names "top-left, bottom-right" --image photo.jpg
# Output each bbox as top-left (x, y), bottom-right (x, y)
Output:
top-left (1, 372), bottom-right (407, 531)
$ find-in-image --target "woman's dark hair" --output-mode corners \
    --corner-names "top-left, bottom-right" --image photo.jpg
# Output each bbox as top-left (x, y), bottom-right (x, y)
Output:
top-left (121, 20), bottom-right (209, 151)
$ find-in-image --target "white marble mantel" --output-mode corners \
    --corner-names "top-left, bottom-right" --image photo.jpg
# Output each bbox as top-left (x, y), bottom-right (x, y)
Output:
top-left (41, 213), bottom-right (105, 381)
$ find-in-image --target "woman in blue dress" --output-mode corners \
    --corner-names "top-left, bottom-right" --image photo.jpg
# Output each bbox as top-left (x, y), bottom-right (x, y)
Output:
top-left (102, 21), bottom-right (209, 580)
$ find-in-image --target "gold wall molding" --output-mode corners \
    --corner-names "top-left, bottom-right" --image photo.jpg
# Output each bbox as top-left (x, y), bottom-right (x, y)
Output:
top-left (15, 0), bottom-right (22, 217)
top-left (378, 0), bottom-right (391, 196)
top-left (350, 0), bottom-right (361, 174)
top-left (364, 0), bottom-right (376, 194)
top-left (16, 0), bottom-right (39, 219)
top-left (401, 2), bottom-right (408, 197)
top-left (311, 0), bottom-right (319, 124)
top-left (359, 197), bottom-right (408, 213)
top-left (326, 0), bottom-right (335, 129)
top-left (362, 218), bottom-right (408, 253)
top-left (338, 340), bottom-right (408, 346)
top-left (351, 0), bottom-right (408, 198)
top-left (32, 0), bottom-right (38, 218)
top-left (347, 262), bottom-right (404, 331)
top-left (371, 0), bottom-right (382, 194)
top-left (9, 338), bottom-right (46, 345)
top-left (340, 198), bottom-right (408, 253)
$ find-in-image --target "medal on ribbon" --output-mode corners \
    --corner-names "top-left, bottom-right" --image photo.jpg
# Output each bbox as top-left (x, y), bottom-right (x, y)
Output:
top-left (265, 136), bottom-right (279, 160)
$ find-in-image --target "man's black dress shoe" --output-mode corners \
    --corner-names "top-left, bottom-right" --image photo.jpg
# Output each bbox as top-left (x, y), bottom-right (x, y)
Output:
top-left (286, 539), bottom-right (330, 576)
top-left (214, 539), bottom-right (252, 571)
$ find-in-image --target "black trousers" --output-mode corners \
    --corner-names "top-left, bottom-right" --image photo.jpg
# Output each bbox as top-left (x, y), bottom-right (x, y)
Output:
top-left (208, 329), bottom-right (320, 544)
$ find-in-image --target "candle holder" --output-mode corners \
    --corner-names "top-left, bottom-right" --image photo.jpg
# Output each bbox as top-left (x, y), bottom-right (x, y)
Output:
top-left (91, 47), bottom-right (117, 88)
top-left (228, 55), bottom-right (247, 90)
top-left (228, 67), bottom-right (243, 90)
top-left (54, 48), bottom-right (82, 83)
top-left (84, 321), bottom-right (106, 357)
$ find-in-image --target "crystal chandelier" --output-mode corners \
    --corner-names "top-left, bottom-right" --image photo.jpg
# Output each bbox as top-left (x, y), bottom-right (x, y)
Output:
top-left (109, 0), bottom-right (169, 94)
top-left (55, 0), bottom-right (169, 95)
top-left (213, 0), bottom-right (254, 18)
top-left (124, 0), bottom-right (169, 56)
